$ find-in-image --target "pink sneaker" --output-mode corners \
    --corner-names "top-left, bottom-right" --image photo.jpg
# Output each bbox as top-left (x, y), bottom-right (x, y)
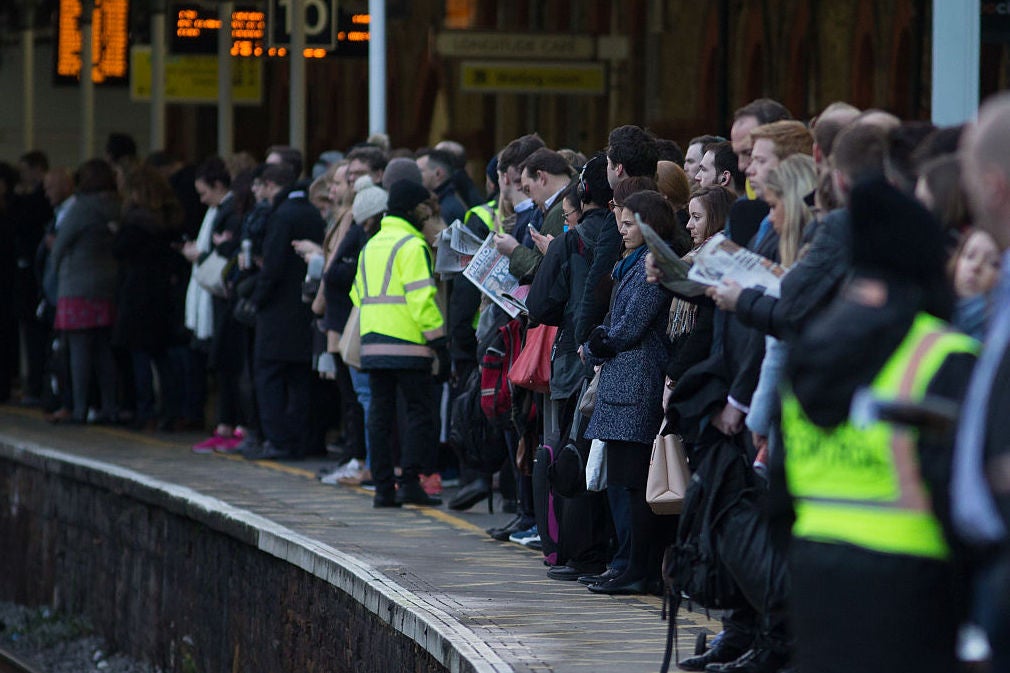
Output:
top-left (420, 473), bottom-right (442, 496)
top-left (213, 437), bottom-right (243, 453)
top-left (192, 433), bottom-right (229, 454)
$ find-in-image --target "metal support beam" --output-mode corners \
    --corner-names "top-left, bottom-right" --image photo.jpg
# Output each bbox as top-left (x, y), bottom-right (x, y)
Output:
top-left (932, 0), bottom-right (980, 125)
top-left (80, 0), bottom-right (95, 161)
top-left (150, 0), bottom-right (167, 151)
top-left (289, 0), bottom-right (306, 161)
top-left (368, 0), bottom-right (386, 135)
top-left (218, 0), bottom-right (235, 157)
top-left (21, 1), bottom-right (35, 152)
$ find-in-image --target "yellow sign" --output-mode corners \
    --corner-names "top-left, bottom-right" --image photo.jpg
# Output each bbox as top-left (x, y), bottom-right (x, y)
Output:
top-left (437, 32), bottom-right (595, 60)
top-left (460, 61), bottom-right (605, 95)
top-left (57, 0), bottom-right (130, 83)
top-left (130, 47), bottom-right (263, 104)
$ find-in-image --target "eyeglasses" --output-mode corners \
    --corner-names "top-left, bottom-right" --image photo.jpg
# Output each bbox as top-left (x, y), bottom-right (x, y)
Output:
top-left (562, 209), bottom-right (578, 219)
top-left (608, 199), bottom-right (618, 212)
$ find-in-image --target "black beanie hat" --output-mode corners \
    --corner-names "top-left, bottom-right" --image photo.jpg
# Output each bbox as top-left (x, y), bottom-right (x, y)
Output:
top-left (848, 176), bottom-right (953, 318)
top-left (387, 179), bottom-right (432, 226)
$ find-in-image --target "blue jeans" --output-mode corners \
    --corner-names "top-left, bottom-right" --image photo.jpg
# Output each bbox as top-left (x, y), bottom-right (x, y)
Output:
top-left (349, 365), bottom-right (371, 467)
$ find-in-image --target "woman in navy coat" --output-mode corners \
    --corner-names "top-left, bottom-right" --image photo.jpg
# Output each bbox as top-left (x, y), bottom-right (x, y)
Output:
top-left (583, 189), bottom-right (689, 594)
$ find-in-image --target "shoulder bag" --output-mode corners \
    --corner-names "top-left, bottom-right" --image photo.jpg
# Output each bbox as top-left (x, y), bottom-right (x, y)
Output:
top-left (338, 306), bottom-right (362, 368)
top-left (646, 425), bottom-right (690, 515)
top-left (578, 368), bottom-right (601, 417)
top-left (193, 251), bottom-right (229, 297)
top-left (507, 323), bottom-right (557, 394)
top-left (509, 323), bottom-right (557, 394)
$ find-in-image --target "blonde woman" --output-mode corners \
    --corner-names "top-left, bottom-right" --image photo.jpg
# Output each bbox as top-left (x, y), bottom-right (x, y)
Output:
top-left (721, 154), bottom-right (817, 458)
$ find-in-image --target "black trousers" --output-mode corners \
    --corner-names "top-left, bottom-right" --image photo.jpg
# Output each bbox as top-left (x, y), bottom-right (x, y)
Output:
top-left (367, 368), bottom-right (437, 497)
top-left (255, 358), bottom-right (312, 456)
top-left (67, 328), bottom-right (118, 421)
top-left (789, 538), bottom-right (958, 673)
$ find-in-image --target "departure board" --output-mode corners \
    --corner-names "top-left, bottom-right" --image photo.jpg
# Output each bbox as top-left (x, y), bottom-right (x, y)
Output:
top-left (56, 0), bottom-right (130, 84)
top-left (172, 4), bottom-right (266, 57)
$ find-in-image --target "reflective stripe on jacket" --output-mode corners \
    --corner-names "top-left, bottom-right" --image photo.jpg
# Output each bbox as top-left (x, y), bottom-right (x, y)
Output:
top-left (781, 312), bottom-right (979, 560)
top-left (464, 199), bottom-right (500, 237)
top-left (351, 215), bottom-right (445, 370)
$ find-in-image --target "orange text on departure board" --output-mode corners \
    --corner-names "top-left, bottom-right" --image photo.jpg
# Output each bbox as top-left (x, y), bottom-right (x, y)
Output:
top-left (57, 0), bottom-right (130, 83)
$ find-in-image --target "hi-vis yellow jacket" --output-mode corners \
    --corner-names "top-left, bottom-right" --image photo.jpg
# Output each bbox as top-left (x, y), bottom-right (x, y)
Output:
top-left (781, 313), bottom-right (978, 560)
top-left (351, 215), bottom-right (445, 370)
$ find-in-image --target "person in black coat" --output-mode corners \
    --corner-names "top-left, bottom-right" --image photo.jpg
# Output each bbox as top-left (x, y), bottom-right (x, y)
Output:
top-left (113, 166), bottom-right (186, 429)
top-left (952, 93), bottom-right (1010, 673)
top-left (785, 178), bottom-right (975, 673)
top-left (206, 171), bottom-right (248, 442)
top-left (245, 164), bottom-right (325, 460)
top-left (12, 151), bottom-right (53, 403)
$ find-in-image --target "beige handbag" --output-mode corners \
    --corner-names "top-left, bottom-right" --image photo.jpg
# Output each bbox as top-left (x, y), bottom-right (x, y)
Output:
top-left (338, 306), bottom-right (362, 368)
top-left (193, 251), bottom-right (229, 297)
top-left (578, 368), bottom-right (601, 417)
top-left (646, 426), bottom-right (690, 515)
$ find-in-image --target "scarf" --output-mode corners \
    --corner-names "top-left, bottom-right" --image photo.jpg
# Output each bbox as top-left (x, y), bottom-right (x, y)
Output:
top-left (612, 245), bottom-right (647, 282)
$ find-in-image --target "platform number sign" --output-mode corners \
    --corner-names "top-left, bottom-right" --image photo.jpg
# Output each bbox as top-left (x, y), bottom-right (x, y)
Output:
top-left (269, 0), bottom-right (337, 50)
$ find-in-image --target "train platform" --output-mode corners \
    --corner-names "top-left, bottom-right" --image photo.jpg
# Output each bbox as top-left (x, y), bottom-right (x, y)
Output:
top-left (0, 405), bottom-right (720, 673)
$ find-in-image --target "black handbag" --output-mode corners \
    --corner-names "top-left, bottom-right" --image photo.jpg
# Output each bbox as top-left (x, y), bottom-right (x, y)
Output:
top-left (549, 380), bottom-right (590, 498)
top-left (233, 298), bottom-right (257, 327)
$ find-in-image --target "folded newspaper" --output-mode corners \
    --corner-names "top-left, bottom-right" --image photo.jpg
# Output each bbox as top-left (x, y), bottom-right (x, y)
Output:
top-left (434, 219), bottom-right (485, 276)
top-left (462, 233), bottom-right (522, 318)
top-left (687, 232), bottom-right (785, 298)
top-left (637, 221), bottom-right (709, 298)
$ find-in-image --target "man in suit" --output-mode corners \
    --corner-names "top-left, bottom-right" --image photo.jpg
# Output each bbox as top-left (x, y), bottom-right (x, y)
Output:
top-left (495, 148), bottom-right (575, 281)
top-left (953, 92), bottom-right (1010, 673)
top-left (243, 163), bottom-right (325, 460)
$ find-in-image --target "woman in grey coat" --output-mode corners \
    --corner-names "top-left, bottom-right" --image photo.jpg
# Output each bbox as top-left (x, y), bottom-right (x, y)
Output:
top-left (49, 159), bottom-right (121, 423)
top-left (583, 190), bottom-right (688, 594)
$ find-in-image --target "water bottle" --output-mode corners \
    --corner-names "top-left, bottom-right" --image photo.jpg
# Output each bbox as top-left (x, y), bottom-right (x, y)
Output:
top-left (240, 239), bottom-right (252, 269)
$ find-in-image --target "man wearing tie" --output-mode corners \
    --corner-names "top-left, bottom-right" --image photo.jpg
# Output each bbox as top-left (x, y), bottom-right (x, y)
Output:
top-left (954, 91), bottom-right (1010, 673)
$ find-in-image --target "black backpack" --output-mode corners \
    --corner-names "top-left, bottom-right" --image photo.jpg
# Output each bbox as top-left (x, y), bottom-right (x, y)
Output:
top-left (449, 368), bottom-right (508, 474)
top-left (659, 437), bottom-right (750, 673)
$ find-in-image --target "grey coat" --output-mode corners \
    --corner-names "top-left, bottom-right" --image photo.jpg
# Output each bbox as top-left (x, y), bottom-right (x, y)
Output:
top-left (584, 253), bottom-right (673, 445)
top-left (50, 192), bottom-right (120, 301)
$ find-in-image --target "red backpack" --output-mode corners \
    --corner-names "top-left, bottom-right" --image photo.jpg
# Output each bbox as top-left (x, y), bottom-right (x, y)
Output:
top-left (480, 317), bottom-right (523, 422)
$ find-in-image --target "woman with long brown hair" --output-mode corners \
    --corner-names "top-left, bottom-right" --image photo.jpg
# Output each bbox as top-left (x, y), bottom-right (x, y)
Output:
top-left (113, 164), bottom-right (186, 430)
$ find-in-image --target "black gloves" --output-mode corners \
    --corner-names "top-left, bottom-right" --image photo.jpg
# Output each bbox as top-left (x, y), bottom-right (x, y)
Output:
top-left (429, 336), bottom-right (451, 383)
top-left (588, 326), bottom-right (617, 359)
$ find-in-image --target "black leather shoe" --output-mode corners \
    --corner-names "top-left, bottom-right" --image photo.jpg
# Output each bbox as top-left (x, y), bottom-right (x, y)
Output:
top-left (578, 567), bottom-right (622, 585)
top-left (373, 493), bottom-right (402, 508)
top-left (242, 441), bottom-right (289, 461)
top-left (395, 481), bottom-right (443, 507)
top-left (704, 648), bottom-right (788, 673)
top-left (586, 575), bottom-right (646, 595)
top-left (548, 565), bottom-right (605, 581)
top-left (448, 477), bottom-right (491, 511)
top-left (488, 515), bottom-right (535, 541)
top-left (676, 643), bottom-right (747, 671)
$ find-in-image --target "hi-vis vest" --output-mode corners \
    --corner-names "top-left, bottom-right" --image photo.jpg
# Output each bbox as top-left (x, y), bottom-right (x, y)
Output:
top-left (351, 215), bottom-right (445, 370)
top-left (781, 313), bottom-right (978, 560)
top-left (464, 199), bottom-right (501, 236)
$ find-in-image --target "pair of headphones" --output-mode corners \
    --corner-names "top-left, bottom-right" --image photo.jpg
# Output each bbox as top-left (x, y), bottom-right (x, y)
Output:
top-left (577, 153), bottom-right (604, 205)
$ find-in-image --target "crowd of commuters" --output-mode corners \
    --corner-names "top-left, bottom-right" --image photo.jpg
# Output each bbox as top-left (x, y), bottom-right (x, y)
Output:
top-left (2, 90), bottom-right (1010, 673)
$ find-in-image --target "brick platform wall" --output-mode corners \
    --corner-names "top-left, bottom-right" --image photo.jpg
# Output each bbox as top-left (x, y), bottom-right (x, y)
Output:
top-left (0, 457), bottom-right (451, 673)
